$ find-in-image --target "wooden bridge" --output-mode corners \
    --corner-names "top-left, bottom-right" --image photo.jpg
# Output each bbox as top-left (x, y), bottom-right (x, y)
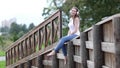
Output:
top-left (5, 10), bottom-right (120, 68)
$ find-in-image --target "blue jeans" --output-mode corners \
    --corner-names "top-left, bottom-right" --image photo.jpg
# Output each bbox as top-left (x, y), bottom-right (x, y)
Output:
top-left (54, 34), bottom-right (78, 56)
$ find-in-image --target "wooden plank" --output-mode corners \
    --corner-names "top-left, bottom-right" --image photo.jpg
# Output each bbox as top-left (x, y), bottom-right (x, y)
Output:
top-left (86, 41), bottom-right (93, 49)
top-left (102, 65), bottom-right (110, 68)
top-left (31, 66), bottom-right (38, 68)
top-left (88, 30), bottom-right (93, 41)
top-left (72, 39), bottom-right (80, 46)
top-left (96, 14), bottom-right (120, 25)
top-left (37, 55), bottom-right (44, 68)
top-left (87, 60), bottom-right (94, 68)
top-left (52, 53), bottom-right (59, 68)
top-left (80, 32), bottom-right (88, 68)
top-left (93, 25), bottom-right (104, 68)
top-left (113, 17), bottom-right (120, 68)
top-left (84, 14), bottom-right (120, 33)
top-left (103, 22), bottom-right (114, 43)
top-left (84, 27), bottom-right (92, 33)
top-left (27, 60), bottom-right (32, 68)
top-left (43, 60), bottom-right (52, 66)
top-left (19, 63), bottom-right (24, 68)
top-left (57, 53), bottom-right (64, 60)
top-left (6, 42), bottom-right (57, 68)
top-left (67, 41), bottom-right (75, 68)
top-left (73, 55), bottom-right (81, 63)
top-left (101, 42), bottom-right (115, 53)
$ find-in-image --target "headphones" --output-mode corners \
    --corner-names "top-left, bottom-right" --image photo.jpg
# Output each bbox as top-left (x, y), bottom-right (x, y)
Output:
top-left (69, 8), bottom-right (79, 15)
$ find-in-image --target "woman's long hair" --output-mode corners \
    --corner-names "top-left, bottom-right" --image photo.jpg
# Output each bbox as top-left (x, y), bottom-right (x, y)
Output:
top-left (70, 7), bottom-right (80, 25)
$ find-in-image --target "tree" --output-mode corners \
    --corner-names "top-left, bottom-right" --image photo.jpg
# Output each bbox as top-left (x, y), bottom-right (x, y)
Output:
top-left (62, 0), bottom-right (120, 30)
top-left (9, 22), bottom-right (21, 35)
top-left (42, 0), bottom-right (64, 19)
top-left (22, 24), bottom-right (28, 33)
top-left (28, 23), bottom-right (35, 31)
top-left (42, 0), bottom-right (120, 31)
top-left (0, 36), bottom-right (5, 50)
top-left (0, 26), bottom-right (9, 33)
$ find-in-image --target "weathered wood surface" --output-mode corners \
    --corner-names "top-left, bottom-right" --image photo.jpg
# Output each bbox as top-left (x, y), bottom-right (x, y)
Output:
top-left (113, 17), bottom-right (120, 68)
top-left (93, 25), bottom-right (104, 68)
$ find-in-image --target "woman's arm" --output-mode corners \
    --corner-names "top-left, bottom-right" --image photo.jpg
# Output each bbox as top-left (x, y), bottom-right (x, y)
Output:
top-left (70, 17), bottom-right (80, 35)
top-left (67, 29), bottom-right (71, 36)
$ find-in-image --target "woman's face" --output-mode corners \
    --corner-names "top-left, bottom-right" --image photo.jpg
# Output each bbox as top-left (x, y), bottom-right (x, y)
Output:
top-left (70, 8), bottom-right (77, 16)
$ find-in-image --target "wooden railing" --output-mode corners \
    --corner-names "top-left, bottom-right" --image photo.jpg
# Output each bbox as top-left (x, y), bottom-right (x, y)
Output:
top-left (5, 10), bottom-right (120, 68)
top-left (5, 10), bottom-right (62, 68)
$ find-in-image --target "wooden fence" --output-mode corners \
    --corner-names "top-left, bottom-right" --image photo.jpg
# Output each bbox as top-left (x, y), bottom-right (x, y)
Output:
top-left (5, 10), bottom-right (62, 68)
top-left (5, 10), bottom-right (120, 68)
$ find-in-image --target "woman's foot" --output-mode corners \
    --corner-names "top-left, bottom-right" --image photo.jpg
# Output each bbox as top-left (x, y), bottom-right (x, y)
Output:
top-left (47, 50), bottom-right (55, 56)
top-left (64, 56), bottom-right (67, 65)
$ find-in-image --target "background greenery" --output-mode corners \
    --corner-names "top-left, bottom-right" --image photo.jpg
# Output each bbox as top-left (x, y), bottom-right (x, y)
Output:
top-left (42, 0), bottom-right (120, 31)
top-left (0, 22), bottom-right (35, 68)
top-left (0, 61), bottom-right (5, 68)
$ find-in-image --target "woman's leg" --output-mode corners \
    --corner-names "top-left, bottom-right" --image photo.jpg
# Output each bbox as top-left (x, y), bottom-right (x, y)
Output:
top-left (54, 34), bottom-right (77, 53)
top-left (47, 34), bottom-right (77, 56)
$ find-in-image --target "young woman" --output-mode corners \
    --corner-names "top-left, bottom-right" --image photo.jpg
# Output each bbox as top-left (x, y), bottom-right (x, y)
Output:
top-left (47, 7), bottom-right (80, 64)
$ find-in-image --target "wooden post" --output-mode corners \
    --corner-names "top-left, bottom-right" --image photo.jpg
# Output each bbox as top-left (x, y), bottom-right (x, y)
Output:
top-left (38, 55), bottom-right (44, 68)
top-left (93, 25), bottom-right (104, 68)
top-left (25, 39), bottom-right (28, 57)
top-left (28, 36), bottom-right (32, 55)
top-left (10, 49), bottom-right (13, 64)
top-left (58, 10), bottom-right (62, 38)
top-left (52, 54), bottom-right (59, 68)
top-left (113, 17), bottom-right (120, 68)
top-left (33, 33), bottom-right (36, 52)
top-left (67, 41), bottom-right (75, 68)
top-left (27, 60), bottom-right (32, 68)
top-left (6, 52), bottom-right (8, 66)
top-left (19, 63), bottom-right (24, 68)
top-left (13, 47), bottom-right (16, 63)
top-left (8, 51), bottom-right (10, 65)
top-left (80, 32), bottom-right (89, 68)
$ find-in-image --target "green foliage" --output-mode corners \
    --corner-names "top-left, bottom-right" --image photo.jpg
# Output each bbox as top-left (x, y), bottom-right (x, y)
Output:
top-left (9, 22), bottom-right (35, 41)
top-left (0, 36), bottom-right (5, 50)
top-left (0, 35), bottom-right (13, 51)
top-left (0, 50), bottom-right (5, 56)
top-left (42, 0), bottom-right (64, 19)
top-left (42, 43), bottom-right (45, 49)
top-left (36, 44), bottom-right (39, 52)
top-left (28, 23), bottom-right (35, 31)
top-left (62, 0), bottom-right (120, 31)
top-left (42, 0), bottom-right (120, 31)
top-left (0, 26), bottom-right (9, 33)
top-left (62, 27), bottom-right (69, 36)
top-left (0, 61), bottom-right (5, 68)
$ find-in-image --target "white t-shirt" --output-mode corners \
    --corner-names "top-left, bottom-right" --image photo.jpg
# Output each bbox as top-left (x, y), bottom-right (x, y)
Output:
top-left (68, 18), bottom-right (80, 35)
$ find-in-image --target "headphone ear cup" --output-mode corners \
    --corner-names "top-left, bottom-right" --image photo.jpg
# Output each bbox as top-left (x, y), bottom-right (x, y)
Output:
top-left (69, 10), bottom-right (72, 14)
top-left (77, 11), bottom-right (79, 15)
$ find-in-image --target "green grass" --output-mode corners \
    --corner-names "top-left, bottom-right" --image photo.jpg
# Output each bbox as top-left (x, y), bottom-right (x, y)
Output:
top-left (0, 61), bottom-right (6, 68)
top-left (0, 50), bottom-right (5, 56)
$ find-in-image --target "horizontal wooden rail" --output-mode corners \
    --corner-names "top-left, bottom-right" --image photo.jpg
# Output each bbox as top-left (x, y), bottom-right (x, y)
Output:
top-left (43, 60), bottom-right (52, 66)
top-left (86, 41), bottom-right (115, 53)
top-left (87, 60), bottom-right (94, 68)
top-left (101, 42), bottom-right (115, 53)
top-left (6, 42), bottom-right (57, 68)
top-left (102, 65), bottom-right (110, 68)
top-left (86, 41), bottom-right (93, 49)
top-left (73, 55), bottom-right (81, 63)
